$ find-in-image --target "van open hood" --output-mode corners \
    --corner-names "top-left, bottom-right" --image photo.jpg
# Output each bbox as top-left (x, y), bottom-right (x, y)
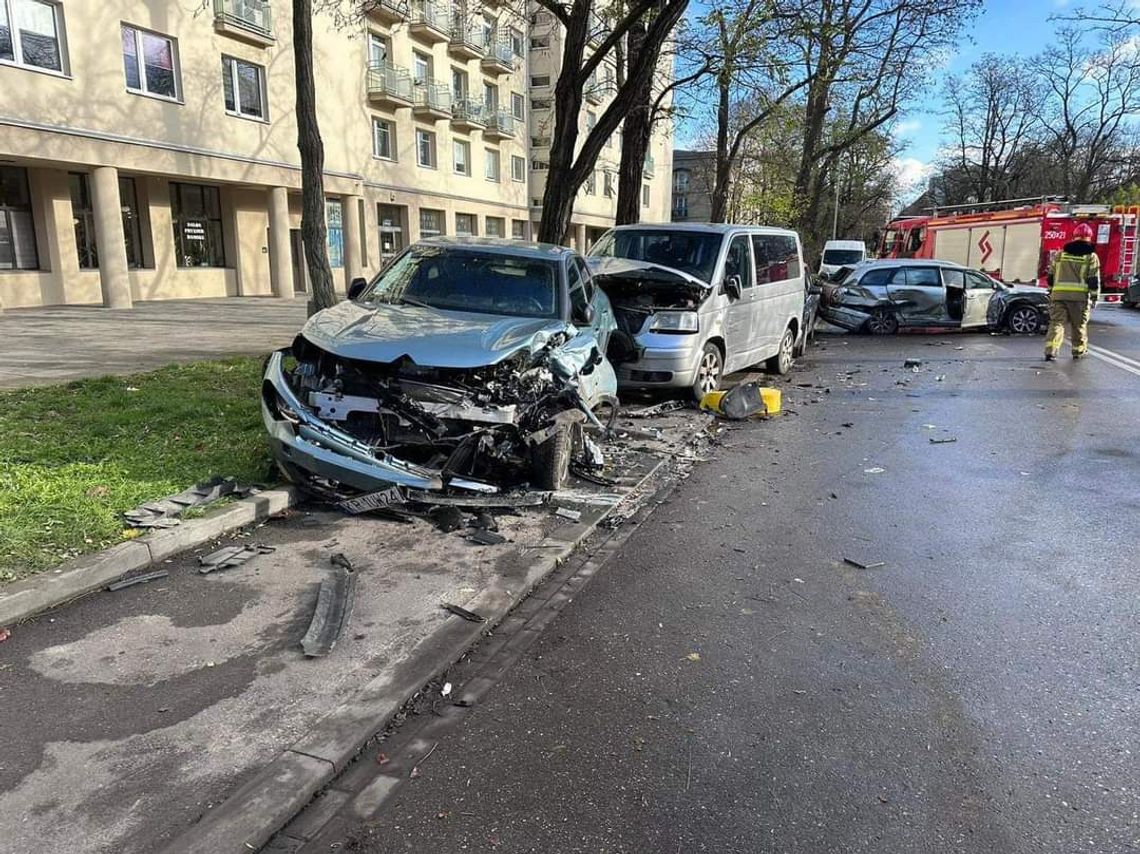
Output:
top-left (588, 257), bottom-right (712, 293)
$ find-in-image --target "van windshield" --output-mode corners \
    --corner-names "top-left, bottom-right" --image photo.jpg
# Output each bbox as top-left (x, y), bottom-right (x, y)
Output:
top-left (822, 249), bottom-right (864, 266)
top-left (590, 230), bottom-right (721, 284)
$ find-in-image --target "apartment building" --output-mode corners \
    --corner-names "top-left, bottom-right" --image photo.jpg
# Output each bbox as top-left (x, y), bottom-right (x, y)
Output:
top-left (0, 0), bottom-right (673, 310)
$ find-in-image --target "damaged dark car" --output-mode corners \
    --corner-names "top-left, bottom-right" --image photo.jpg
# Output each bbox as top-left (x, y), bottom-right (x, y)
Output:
top-left (820, 259), bottom-right (1049, 335)
top-left (261, 239), bottom-right (619, 496)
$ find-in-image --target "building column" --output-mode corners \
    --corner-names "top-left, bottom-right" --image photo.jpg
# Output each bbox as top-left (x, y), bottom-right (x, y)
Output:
top-left (268, 186), bottom-right (293, 298)
top-left (90, 166), bottom-right (132, 309)
top-left (343, 194), bottom-right (364, 287)
top-left (573, 223), bottom-right (587, 252)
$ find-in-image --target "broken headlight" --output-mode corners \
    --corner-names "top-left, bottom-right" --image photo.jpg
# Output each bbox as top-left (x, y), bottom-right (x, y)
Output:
top-left (650, 311), bottom-right (699, 334)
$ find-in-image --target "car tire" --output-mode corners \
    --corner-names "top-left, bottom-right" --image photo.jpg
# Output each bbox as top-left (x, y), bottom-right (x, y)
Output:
top-left (691, 342), bottom-right (723, 403)
top-left (532, 422), bottom-right (573, 490)
top-left (767, 325), bottom-right (796, 375)
top-left (866, 310), bottom-right (899, 335)
top-left (1006, 304), bottom-right (1042, 335)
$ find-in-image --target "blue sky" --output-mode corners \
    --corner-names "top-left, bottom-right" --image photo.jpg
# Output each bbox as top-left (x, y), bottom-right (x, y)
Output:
top-left (892, 0), bottom-right (1065, 197)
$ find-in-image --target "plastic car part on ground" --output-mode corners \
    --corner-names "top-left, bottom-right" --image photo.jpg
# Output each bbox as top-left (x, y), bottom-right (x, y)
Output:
top-left (123, 477), bottom-right (259, 529)
top-left (699, 383), bottom-right (782, 419)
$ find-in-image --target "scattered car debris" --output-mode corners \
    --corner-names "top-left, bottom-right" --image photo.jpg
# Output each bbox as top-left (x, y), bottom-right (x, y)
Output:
top-left (105, 570), bottom-right (170, 591)
top-left (843, 558), bottom-right (886, 570)
top-left (301, 566), bottom-right (357, 657)
top-left (441, 682), bottom-right (452, 697)
top-left (624, 400), bottom-right (687, 418)
top-left (929, 437), bottom-right (958, 445)
top-left (403, 491), bottom-right (548, 509)
top-left (904, 358), bottom-right (923, 369)
top-left (429, 506), bottom-right (466, 533)
top-left (330, 552), bottom-right (354, 571)
top-left (0, 628), bottom-right (10, 643)
top-left (863, 467), bottom-right (885, 474)
top-left (336, 486), bottom-right (406, 515)
top-left (471, 510), bottom-right (498, 531)
top-left (198, 543), bottom-right (275, 574)
top-left (700, 383), bottom-right (782, 419)
top-left (440, 602), bottom-right (486, 623)
top-left (124, 477), bottom-right (257, 529)
top-left (554, 506), bottom-right (583, 522)
top-left (466, 528), bottom-right (507, 546)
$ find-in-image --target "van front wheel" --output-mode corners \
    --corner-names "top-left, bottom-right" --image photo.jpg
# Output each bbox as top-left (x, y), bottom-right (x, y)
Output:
top-left (767, 326), bottom-right (796, 375)
top-left (691, 342), bottom-right (723, 403)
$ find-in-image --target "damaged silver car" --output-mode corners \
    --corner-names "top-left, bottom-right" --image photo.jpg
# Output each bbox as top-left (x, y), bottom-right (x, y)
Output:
top-left (261, 239), bottom-right (619, 495)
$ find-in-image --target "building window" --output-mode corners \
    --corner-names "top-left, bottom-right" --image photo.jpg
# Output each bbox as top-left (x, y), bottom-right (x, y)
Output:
top-left (511, 219), bottom-right (527, 240)
top-left (372, 117), bottom-right (395, 160)
top-left (451, 66), bottom-right (468, 99)
top-left (510, 26), bottom-right (524, 56)
top-left (420, 208), bottom-right (443, 238)
top-left (69, 173), bottom-right (97, 269)
top-left (485, 216), bottom-right (504, 238)
top-left (326, 198), bottom-right (343, 268)
top-left (530, 74), bottom-right (549, 88)
top-left (483, 81), bottom-right (498, 112)
top-left (586, 110), bottom-right (597, 132)
top-left (119, 176), bottom-right (144, 268)
top-left (378, 203), bottom-right (405, 259)
top-left (368, 31), bottom-right (388, 65)
top-left (416, 128), bottom-right (437, 168)
top-left (455, 213), bottom-right (476, 236)
top-left (529, 35), bottom-right (549, 49)
top-left (122, 24), bottom-right (179, 100)
top-left (511, 155), bottom-right (526, 182)
top-left (585, 171), bottom-right (596, 196)
top-left (170, 182), bottom-right (225, 268)
top-left (511, 91), bottom-right (524, 121)
top-left (603, 171), bottom-right (615, 198)
top-left (222, 55), bottom-right (266, 120)
top-left (453, 139), bottom-right (471, 176)
top-left (642, 184), bottom-right (650, 208)
top-left (0, 165), bottom-right (37, 270)
top-left (0, 0), bottom-right (66, 73)
top-left (413, 51), bottom-right (429, 84)
top-left (531, 97), bottom-right (551, 111)
top-left (485, 148), bottom-right (500, 182)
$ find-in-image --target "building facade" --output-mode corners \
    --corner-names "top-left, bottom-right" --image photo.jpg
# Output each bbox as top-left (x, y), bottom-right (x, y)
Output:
top-left (671, 149), bottom-right (715, 222)
top-left (0, 0), bottom-right (673, 310)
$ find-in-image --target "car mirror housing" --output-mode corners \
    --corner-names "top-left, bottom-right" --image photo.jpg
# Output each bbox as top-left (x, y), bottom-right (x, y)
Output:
top-left (347, 277), bottom-right (368, 301)
top-left (574, 303), bottom-right (596, 326)
top-left (724, 275), bottom-right (743, 300)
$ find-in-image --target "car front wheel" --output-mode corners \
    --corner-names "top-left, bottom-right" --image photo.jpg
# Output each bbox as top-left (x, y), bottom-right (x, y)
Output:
top-left (767, 326), bottom-right (796, 375)
top-left (691, 342), bottom-right (723, 403)
top-left (1007, 304), bottom-right (1042, 334)
top-left (866, 309), bottom-right (899, 335)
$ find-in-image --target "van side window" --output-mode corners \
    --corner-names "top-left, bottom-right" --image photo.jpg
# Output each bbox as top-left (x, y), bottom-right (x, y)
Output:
top-left (725, 236), bottom-right (754, 289)
top-left (752, 234), bottom-right (800, 283)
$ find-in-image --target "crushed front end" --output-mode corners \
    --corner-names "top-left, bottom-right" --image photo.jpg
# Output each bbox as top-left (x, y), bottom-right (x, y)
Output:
top-left (261, 332), bottom-right (609, 495)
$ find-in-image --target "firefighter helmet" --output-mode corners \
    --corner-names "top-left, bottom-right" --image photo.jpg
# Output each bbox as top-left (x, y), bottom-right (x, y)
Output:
top-left (1072, 222), bottom-right (1095, 243)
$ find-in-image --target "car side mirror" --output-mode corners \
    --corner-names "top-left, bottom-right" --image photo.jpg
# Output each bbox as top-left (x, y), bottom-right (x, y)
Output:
top-left (573, 303), bottom-right (596, 326)
top-left (724, 275), bottom-right (743, 300)
top-left (347, 277), bottom-right (368, 300)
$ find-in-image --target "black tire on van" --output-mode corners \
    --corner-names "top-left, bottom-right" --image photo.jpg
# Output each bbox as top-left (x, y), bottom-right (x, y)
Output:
top-left (691, 342), bottom-right (723, 403)
top-left (767, 326), bottom-right (796, 375)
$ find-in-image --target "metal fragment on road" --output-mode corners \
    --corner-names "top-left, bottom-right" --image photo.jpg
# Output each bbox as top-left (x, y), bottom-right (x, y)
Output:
top-left (904, 358), bottom-right (923, 369)
top-left (625, 400), bottom-right (686, 418)
top-left (330, 552), bottom-right (354, 571)
top-left (123, 476), bottom-right (257, 529)
top-left (106, 570), bottom-right (170, 591)
top-left (301, 567), bottom-right (357, 657)
top-left (466, 528), bottom-right (507, 545)
top-left (198, 543), bottom-right (275, 574)
top-left (441, 602), bottom-right (486, 623)
top-left (554, 506), bottom-right (582, 522)
top-left (403, 490), bottom-right (549, 509)
top-left (843, 558), bottom-right (886, 570)
top-left (929, 437), bottom-right (958, 444)
top-left (336, 486), bottom-right (406, 515)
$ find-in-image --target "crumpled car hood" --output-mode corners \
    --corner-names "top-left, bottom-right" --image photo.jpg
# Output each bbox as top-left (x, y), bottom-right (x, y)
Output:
top-left (301, 300), bottom-right (573, 368)
top-left (587, 257), bottom-right (711, 292)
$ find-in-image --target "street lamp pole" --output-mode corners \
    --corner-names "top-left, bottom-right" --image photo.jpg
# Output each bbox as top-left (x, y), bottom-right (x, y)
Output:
top-left (832, 178), bottom-right (840, 239)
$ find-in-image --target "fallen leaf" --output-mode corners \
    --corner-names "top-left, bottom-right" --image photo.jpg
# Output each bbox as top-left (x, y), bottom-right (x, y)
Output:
top-left (686, 652), bottom-right (701, 662)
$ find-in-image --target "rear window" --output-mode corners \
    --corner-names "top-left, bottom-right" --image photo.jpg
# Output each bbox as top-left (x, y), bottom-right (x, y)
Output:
top-left (751, 233), bottom-right (801, 284)
top-left (822, 249), bottom-right (864, 266)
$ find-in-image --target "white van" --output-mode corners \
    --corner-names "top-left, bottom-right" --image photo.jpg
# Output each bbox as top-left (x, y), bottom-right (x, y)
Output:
top-left (587, 224), bottom-right (806, 401)
top-left (819, 239), bottom-right (868, 279)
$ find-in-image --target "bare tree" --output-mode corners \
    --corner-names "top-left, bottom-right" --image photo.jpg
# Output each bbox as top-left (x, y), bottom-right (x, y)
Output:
top-left (534, 0), bottom-right (689, 243)
top-left (941, 53), bottom-right (1042, 204)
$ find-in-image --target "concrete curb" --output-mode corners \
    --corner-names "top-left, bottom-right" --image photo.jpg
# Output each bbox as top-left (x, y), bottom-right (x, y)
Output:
top-left (163, 466), bottom-right (665, 854)
top-left (0, 487), bottom-right (300, 627)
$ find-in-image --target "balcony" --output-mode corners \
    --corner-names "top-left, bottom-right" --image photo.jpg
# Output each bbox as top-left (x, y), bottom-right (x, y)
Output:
top-left (366, 0), bottom-right (407, 25)
top-left (409, 2), bottom-right (449, 44)
top-left (644, 155), bottom-right (656, 177)
top-left (484, 111), bottom-right (516, 141)
top-left (481, 34), bottom-right (515, 75)
top-left (213, 0), bottom-right (274, 46)
top-left (449, 19), bottom-right (484, 59)
top-left (367, 63), bottom-right (414, 108)
top-left (413, 80), bottom-right (452, 119)
top-left (451, 98), bottom-right (486, 131)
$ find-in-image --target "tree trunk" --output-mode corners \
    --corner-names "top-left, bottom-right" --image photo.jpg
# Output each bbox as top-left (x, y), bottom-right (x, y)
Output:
top-left (293, 0), bottom-right (337, 310)
top-left (709, 71), bottom-right (732, 222)
top-left (616, 19), bottom-right (650, 225)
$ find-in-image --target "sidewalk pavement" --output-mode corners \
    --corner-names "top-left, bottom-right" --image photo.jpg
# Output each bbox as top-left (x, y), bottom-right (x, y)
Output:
top-left (0, 297), bottom-right (309, 389)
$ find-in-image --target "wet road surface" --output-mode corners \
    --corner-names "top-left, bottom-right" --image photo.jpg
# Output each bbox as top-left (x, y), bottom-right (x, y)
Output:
top-left (315, 308), bottom-right (1140, 853)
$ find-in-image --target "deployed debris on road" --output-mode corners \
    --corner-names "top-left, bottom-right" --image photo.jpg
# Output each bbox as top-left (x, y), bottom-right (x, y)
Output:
top-left (105, 570), bottom-right (169, 591)
top-left (466, 529), bottom-right (507, 546)
top-left (301, 566), bottom-right (357, 657)
top-left (330, 552), bottom-right (354, 572)
top-left (124, 477), bottom-right (258, 529)
top-left (843, 558), bottom-right (886, 570)
top-left (929, 437), bottom-right (958, 444)
top-left (625, 400), bottom-right (687, 418)
top-left (440, 602), bottom-right (486, 623)
top-left (198, 543), bottom-right (275, 574)
top-left (700, 383), bottom-right (782, 419)
top-left (553, 506), bottom-right (582, 522)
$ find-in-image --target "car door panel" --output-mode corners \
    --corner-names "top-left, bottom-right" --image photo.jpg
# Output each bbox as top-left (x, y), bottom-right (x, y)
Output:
top-left (886, 266), bottom-right (945, 325)
top-left (722, 235), bottom-right (757, 371)
top-left (963, 270), bottom-right (995, 326)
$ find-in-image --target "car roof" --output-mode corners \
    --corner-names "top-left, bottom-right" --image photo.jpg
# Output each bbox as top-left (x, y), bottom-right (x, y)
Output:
top-left (824, 240), bottom-right (866, 249)
top-left (607, 222), bottom-right (799, 238)
top-left (856, 258), bottom-right (968, 270)
top-left (416, 236), bottom-right (575, 260)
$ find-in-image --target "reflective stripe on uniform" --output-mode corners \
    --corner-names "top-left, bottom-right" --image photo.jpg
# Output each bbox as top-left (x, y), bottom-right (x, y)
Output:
top-left (1051, 252), bottom-right (1098, 294)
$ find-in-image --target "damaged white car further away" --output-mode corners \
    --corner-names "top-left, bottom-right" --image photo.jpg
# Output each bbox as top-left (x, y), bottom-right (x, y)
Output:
top-left (261, 239), bottom-right (619, 496)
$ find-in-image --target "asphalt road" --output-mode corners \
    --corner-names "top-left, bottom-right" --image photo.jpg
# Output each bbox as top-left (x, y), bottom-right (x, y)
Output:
top-left (320, 306), bottom-right (1140, 853)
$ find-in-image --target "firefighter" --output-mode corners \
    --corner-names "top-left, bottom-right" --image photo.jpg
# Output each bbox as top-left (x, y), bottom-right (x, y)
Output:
top-left (1044, 222), bottom-right (1100, 361)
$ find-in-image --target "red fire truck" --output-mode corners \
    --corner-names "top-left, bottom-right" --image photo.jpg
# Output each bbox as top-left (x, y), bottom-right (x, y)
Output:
top-left (878, 197), bottom-right (1138, 301)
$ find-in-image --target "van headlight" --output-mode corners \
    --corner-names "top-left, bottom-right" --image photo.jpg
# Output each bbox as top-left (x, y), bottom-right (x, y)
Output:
top-left (650, 311), bottom-right (699, 333)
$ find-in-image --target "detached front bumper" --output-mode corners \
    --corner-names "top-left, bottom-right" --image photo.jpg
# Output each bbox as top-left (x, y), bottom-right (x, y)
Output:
top-left (260, 350), bottom-right (495, 494)
top-left (818, 304), bottom-right (870, 332)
